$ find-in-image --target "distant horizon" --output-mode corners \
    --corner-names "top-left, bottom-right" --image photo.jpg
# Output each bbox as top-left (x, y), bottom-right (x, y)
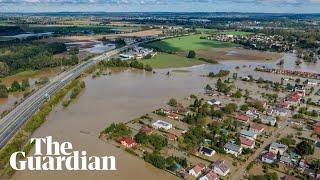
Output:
top-left (1, 11), bottom-right (320, 15)
top-left (0, 0), bottom-right (320, 14)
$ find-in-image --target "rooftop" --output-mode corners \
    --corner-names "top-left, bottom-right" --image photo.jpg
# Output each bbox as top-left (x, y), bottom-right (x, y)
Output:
top-left (224, 142), bottom-right (242, 152)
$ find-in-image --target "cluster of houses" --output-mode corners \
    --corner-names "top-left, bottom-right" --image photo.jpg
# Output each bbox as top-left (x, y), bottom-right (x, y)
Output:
top-left (260, 141), bottom-right (320, 178)
top-left (213, 34), bottom-right (293, 52)
top-left (187, 160), bottom-right (231, 179)
top-left (119, 46), bottom-right (156, 60)
top-left (255, 67), bottom-right (320, 80)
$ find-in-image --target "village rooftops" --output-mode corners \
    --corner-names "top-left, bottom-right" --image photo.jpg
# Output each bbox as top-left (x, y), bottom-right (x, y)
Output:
top-left (199, 146), bottom-right (216, 157)
top-left (152, 120), bottom-right (173, 130)
top-left (269, 142), bottom-right (288, 155)
top-left (236, 114), bottom-right (250, 123)
top-left (199, 170), bottom-right (218, 180)
top-left (212, 160), bottom-right (230, 174)
top-left (224, 142), bottom-right (242, 153)
top-left (240, 137), bottom-right (255, 148)
top-left (250, 123), bottom-right (264, 134)
top-left (207, 99), bottom-right (221, 106)
top-left (240, 129), bottom-right (257, 140)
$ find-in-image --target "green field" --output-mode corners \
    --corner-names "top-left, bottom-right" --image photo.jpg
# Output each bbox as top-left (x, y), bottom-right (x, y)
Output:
top-left (141, 54), bottom-right (205, 69)
top-left (146, 34), bottom-right (238, 52)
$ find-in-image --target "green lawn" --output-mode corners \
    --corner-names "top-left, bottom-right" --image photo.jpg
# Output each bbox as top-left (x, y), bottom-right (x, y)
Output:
top-left (141, 54), bottom-right (205, 69)
top-left (146, 34), bottom-right (237, 52)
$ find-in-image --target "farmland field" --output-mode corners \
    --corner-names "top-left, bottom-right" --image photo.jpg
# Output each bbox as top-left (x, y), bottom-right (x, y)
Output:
top-left (146, 34), bottom-right (238, 52)
top-left (141, 53), bottom-right (205, 68)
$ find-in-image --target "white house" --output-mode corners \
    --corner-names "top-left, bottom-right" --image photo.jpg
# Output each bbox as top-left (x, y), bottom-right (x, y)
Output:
top-left (212, 160), bottom-right (230, 177)
top-left (207, 99), bottom-right (221, 106)
top-left (152, 120), bottom-right (173, 131)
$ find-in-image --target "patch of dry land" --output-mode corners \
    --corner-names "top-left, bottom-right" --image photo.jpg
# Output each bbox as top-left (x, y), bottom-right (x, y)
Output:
top-left (193, 48), bottom-right (284, 61)
top-left (39, 29), bottom-right (163, 43)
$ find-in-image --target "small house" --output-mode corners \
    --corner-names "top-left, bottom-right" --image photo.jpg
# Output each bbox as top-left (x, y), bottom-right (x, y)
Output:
top-left (262, 152), bottom-right (276, 164)
top-left (240, 129), bottom-right (257, 140)
top-left (224, 142), bottom-right (242, 157)
top-left (274, 107), bottom-right (288, 117)
top-left (188, 164), bottom-right (205, 177)
top-left (152, 120), bottom-right (173, 130)
top-left (250, 123), bottom-right (264, 135)
top-left (199, 170), bottom-right (218, 180)
top-left (261, 115), bottom-right (277, 126)
top-left (207, 99), bottom-right (221, 106)
top-left (212, 160), bottom-right (230, 177)
top-left (236, 114), bottom-right (250, 124)
top-left (199, 146), bottom-right (216, 157)
top-left (269, 142), bottom-right (288, 155)
top-left (118, 137), bottom-right (137, 148)
top-left (240, 137), bottom-right (255, 149)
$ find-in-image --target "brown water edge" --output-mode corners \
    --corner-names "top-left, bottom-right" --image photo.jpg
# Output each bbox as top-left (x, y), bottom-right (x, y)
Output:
top-left (12, 68), bottom-right (212, 180)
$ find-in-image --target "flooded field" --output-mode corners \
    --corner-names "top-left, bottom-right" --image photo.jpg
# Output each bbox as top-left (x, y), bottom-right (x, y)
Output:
top-left (9, 53), bottom-right (320, 180)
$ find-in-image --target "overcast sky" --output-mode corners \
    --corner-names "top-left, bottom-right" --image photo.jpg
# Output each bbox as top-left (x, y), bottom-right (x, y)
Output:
top-left (0, 0), bottom-right (320, 13)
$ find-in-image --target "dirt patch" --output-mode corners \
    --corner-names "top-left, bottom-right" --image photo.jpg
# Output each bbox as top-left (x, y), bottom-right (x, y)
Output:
top-left (178, 48), bottom-right (284, 61)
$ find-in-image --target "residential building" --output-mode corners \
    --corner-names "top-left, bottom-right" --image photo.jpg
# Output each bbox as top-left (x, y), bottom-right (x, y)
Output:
top-left (262, 152), bottom-right (276, 164)
top-left (261, 115), bottom-right (277, 126)
top-left (140, 125), bottom-right (154, 135)
top-left (250, 123), bottom-right (264, 135)
top-left (152, 120), bottom-right (173, 130)
top-left (240, 137), bottom-right (255, 149)
top-left (240, 129), bottom-right (257, 140)
top-left (212, 160), bottom-right (230, 177)
top-left (199, 146), bottom-right (216, 157)
top-left (274, 107), bottom-right (288, 117)
top-left (118, 137), bottom-right (137, 148)
top-left (246, 108), bottom-right (259, 119)
top-left (224, 142), bottom-right (242, 157)
top-left (236, 114), bottom-right (250, 124)
top-left (167, 133), bottom-right (177, 141)
top-left (188, 164), bottom-right (205, 177)
top-left (207, 99), bottom-right (221, 106)
top-left (269, 142), bottom-right (288, 155)
top-left (199, 170), bottom-right (218, 180)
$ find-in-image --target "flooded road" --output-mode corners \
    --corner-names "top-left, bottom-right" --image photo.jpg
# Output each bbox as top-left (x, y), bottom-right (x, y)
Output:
top-left (10, 53), bottom-right (320, 180)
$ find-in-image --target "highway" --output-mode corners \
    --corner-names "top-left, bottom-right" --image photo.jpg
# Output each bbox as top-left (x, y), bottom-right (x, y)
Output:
top-left (0, 38), bottom-right (158, 149)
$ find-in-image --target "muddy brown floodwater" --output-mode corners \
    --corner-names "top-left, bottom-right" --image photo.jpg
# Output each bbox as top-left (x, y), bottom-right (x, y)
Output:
top-left (12, 68), bottom-right (212, 180)
top-left (11, 54), bottom-right (320, 180)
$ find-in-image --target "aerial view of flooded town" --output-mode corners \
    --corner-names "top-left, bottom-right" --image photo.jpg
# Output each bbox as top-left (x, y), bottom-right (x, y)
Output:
top-left (0, 1), bottom-right (320, 180)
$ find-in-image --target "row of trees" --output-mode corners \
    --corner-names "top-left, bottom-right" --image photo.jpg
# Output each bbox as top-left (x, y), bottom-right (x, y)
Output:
top-left (0, 42), bottom-right (68, 77)
top-left (98, 58), bottom-right (153, 72)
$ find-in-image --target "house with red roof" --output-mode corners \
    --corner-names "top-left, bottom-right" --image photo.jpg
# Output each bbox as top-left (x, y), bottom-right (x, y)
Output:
top-left (287, 92), bottom-right (303, 106)
top-left (250, 123), bottom-right (264, 135)
top-left (118, 137), bottom-right (137, 148)
top-left (167, 133), bottom-right (177, 141)
top-left (236, 114), bottom-right (250, 124)
top-left (313, 121), bottom-right (320, 136)
top-left (240, 137), bottom-right (255, 149)
top-left (188, 164), bottom-right (205, 177)
top-left (199, 170), bottom-right (218, 180)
